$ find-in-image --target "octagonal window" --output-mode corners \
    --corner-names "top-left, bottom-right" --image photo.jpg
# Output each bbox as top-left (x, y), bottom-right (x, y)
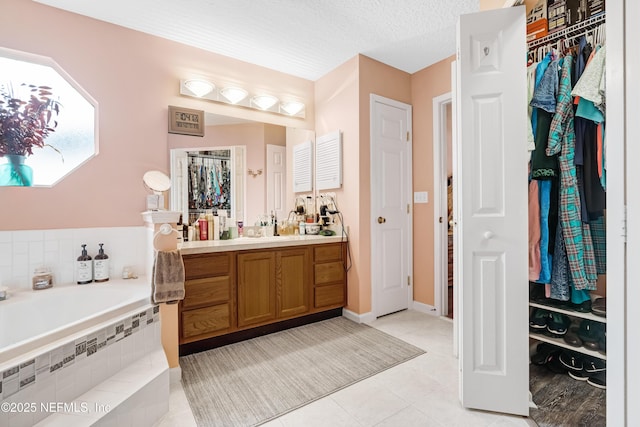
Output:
top-left (0, 47), bottom-right (98, 187)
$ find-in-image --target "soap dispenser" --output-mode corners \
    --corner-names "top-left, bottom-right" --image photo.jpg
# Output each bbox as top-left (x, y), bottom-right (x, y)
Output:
top-left (76, 244), bottom-right (93, 285)
top-left (94, 243), bottom-right (110, 283)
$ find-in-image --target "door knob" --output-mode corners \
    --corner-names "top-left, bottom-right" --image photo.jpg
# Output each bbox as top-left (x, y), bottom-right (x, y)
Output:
top-left (483, 231), bottom-right (495, 239)
top-left (377, 217), bottom-right (386, 224)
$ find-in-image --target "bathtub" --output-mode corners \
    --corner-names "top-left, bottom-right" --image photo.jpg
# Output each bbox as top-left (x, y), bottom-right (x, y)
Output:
top-left (0, 278), bottom-right (169, 426)
top-left (0, 279), bottom-right (151, 365)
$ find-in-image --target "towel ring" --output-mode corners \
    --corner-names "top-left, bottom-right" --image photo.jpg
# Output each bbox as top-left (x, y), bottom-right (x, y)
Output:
top-left (153, 223), bottom-right (180, 251)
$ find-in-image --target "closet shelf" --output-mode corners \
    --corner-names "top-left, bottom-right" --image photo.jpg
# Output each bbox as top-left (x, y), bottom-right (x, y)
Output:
top-left (528, 13), bottom-right (606, 50)
top-left (529, 333), bottom-right (606, 361)
top-left (529, 302), bottom-right (606, 324)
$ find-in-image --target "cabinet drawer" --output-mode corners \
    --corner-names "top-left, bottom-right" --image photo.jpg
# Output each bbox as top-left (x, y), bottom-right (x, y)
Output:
top-left (181, 303), bottom-right (230, 338)
top-left (183, 276), bottom-right (230, 309)
top-left (315, 284), bottom-right (345, 308)
top-left (314, 261), bottom-right (345, 285)
top-left (314, 244), bottom-right (343, 262)
top-left (183, 253), bottom-right (232, 279)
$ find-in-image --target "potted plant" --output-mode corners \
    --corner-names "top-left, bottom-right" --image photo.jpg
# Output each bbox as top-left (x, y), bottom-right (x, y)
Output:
top-left (0, 83), bottom-right (62, 186)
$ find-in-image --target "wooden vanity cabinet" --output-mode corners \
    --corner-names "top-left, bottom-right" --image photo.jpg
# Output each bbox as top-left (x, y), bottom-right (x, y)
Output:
top-left (179, 242), bottom-right (346, 348)
top-left (313, 243), bottom-right (346, 309)
top-left (179, 252), bottom-right (235, 344)
top-left (237, 251), bottom-right (276, 327)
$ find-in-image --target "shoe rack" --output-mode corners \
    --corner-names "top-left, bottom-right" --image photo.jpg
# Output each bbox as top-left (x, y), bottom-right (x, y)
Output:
top-left (529, 301), bottom-right (606, 360)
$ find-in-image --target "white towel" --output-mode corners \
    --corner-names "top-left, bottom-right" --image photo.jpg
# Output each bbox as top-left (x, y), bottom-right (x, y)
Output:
top-left (151, 250), bottom-right (185, 304)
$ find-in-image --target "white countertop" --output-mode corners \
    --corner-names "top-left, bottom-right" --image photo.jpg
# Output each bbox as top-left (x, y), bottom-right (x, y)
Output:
top-left (180, 235), bottom-right (347, 255)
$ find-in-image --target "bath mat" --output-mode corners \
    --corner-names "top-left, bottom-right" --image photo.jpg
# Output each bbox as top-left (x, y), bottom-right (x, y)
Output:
top-left (180, 316), bottom-right (425, 426)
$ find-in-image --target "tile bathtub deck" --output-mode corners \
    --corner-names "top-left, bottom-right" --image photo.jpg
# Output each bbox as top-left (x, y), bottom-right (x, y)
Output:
top-left (155, 310), bottom-right (533, 427)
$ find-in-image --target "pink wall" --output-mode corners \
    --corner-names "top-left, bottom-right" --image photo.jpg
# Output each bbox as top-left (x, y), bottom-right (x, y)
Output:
top-left (411, 55), bottom-right (455, 306)
top-left (314, 57), bottom-right (362, 311)
top-left (0, 0), bottom-right (314, 230)
top-left (315, 55), bottom-right (411, 315)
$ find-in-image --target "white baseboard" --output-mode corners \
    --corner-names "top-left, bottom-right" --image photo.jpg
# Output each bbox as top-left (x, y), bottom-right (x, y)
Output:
top-left (342, 308), bottom-right (376, 324)
top-left (412, 301), bottom-right (439, 316)
top-left (169, 366), bottom-right (182, 385)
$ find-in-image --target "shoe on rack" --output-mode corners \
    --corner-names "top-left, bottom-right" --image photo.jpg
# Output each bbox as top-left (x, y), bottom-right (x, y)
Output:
top-left (592, 297), bottom-right (606, 317)
top-left (570, 299), bottom-right (592, 313)
top-left (563, 326), bottom-right (583, 347)
top-left (546, 351), bottom-right (568, 374)
top-left (531, 343), bottom-right (560, 365)
top-left (529, 308), bottom-right (550, 332)
top-left (578, 320), bottom-right (605, 343)
top-left (568, 369), bottom-right (590, 381)
top-left (587, 371), bottom-right (607, 389)
top-left (546, 313), bottom-right (571, 336)
top-left (559, 351), bottom-right (584, 371)
top-left (584, 357), bottom-right (606, 373)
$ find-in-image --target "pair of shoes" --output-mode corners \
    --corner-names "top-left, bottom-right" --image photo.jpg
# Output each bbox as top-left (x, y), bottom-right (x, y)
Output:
top-left (563, 353), bottom-right (606, 382)
top-left (529, 308), bottom-right (550, 333)
top-left (546, 313), bottom-right (571, 336)
top-left (529, 282), bottom-right (547, 302)
top-left (592, 297), bottom-right (606, 317)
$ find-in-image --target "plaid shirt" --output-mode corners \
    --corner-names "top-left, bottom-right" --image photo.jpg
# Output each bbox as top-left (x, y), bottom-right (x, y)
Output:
top-left (546, 57), bottom-right (597, 291)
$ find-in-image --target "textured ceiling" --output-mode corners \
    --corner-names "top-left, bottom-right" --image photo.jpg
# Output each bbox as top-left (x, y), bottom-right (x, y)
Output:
top-left (35, 0), bottom-right (478, 81)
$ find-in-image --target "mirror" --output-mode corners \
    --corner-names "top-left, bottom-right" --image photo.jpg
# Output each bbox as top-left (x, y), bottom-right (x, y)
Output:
top-left (143, 170), bottom-right (171, 193)
top-left (168, 112), bottom-right (314, 230)
top-left (0, 47), bottom-right (98, 187)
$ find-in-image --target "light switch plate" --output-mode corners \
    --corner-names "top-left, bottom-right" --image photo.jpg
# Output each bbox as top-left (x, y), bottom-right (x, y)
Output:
top-left (414, 191), bottom-right (428, 204)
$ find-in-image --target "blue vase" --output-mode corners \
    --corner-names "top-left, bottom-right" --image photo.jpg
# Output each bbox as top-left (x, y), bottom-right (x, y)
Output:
top-left (0, 155), bottom-right (33, 186)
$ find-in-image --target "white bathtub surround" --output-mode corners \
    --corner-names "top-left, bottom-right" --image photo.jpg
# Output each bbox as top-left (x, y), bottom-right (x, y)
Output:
top-left (0, 280), bottom-right (169, 426)
top-left (0, 226), bottom-right (147, 290)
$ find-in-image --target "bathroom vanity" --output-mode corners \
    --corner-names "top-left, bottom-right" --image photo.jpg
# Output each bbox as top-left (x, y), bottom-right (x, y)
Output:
top-left (178, 236), bottom-right (347, 354)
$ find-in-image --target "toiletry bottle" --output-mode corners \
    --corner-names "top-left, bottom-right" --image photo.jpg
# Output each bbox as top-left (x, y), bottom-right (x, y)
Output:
top-left (299, 221), bottom-right (306, 235)
top-left (76, 244), bottom-right (93, 284)
top-left (273, 211), bottom-right (279, 236)
top-left (198, 213), bottom-right (208, 240)
top-left (94, 243), bottom-right (110, 282)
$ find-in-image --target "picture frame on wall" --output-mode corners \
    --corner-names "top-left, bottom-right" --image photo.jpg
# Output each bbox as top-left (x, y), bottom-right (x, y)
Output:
top-left (168, 106), bottom-right (204, 137)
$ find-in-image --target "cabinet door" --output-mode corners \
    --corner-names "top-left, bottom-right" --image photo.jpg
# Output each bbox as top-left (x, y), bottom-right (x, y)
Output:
top-left (277, 248), bottom-right (310, 318)
top-left (237, 252), bottom-right (276, 327)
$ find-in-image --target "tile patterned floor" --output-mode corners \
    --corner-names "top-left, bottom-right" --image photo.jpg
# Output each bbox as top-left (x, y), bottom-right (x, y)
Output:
top-left (155, 310), bottom-right (533, 427)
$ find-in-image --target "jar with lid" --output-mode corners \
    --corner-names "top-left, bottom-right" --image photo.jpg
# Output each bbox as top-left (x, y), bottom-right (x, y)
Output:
top-left (32, 267), bottom-right (53, 290)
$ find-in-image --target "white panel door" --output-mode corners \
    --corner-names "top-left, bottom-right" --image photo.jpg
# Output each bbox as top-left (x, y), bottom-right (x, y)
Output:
top-left (266, 144), bottom-right (286, 222)
top-left (457, 6), bottom-right (529, 415)
top-left (371, 95), bottom-right (412, 317)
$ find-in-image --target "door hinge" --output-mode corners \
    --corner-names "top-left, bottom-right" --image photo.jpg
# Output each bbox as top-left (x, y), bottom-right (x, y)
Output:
top-left (407, 204), bottom-right (410, 214)
top-left (407, 276), bottom-right (411, 286)
top-left (406, 131), bottom-right (410, 142)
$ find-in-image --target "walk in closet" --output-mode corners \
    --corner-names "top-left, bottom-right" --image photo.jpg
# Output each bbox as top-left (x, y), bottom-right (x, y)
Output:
top-left (525, 8), bottom-right (607, 425)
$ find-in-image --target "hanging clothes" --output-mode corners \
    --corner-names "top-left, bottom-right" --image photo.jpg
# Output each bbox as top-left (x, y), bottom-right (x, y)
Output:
top-left (530, 59), bottom-right (561, 179)
top-left (546, 56), bottom-right (598, 292)
top-left (529, 179), bottom-right (542, 281)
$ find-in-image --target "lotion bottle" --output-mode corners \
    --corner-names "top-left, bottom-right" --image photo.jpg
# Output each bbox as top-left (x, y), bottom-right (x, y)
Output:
top-left (94, 243), bottom-right (110, 282)
top-left (76, 244), bottom-right (93, 284)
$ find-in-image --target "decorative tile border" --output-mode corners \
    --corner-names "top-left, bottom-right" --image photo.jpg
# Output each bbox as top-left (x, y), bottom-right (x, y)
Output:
top-left (0, 305), bottom-right (159, 401)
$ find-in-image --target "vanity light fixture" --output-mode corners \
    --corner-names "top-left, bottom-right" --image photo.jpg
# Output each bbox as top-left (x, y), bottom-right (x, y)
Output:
top-left (184, 79), bottom-right (215, 97)
top-left (280, 101), bottom-right (305, 116)
top-left (251, 94), bottom-right (279, 111)
top-left (179, 79), bottom-right (305, 118)
top-left (220, 87), bottom-right (248, 104)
